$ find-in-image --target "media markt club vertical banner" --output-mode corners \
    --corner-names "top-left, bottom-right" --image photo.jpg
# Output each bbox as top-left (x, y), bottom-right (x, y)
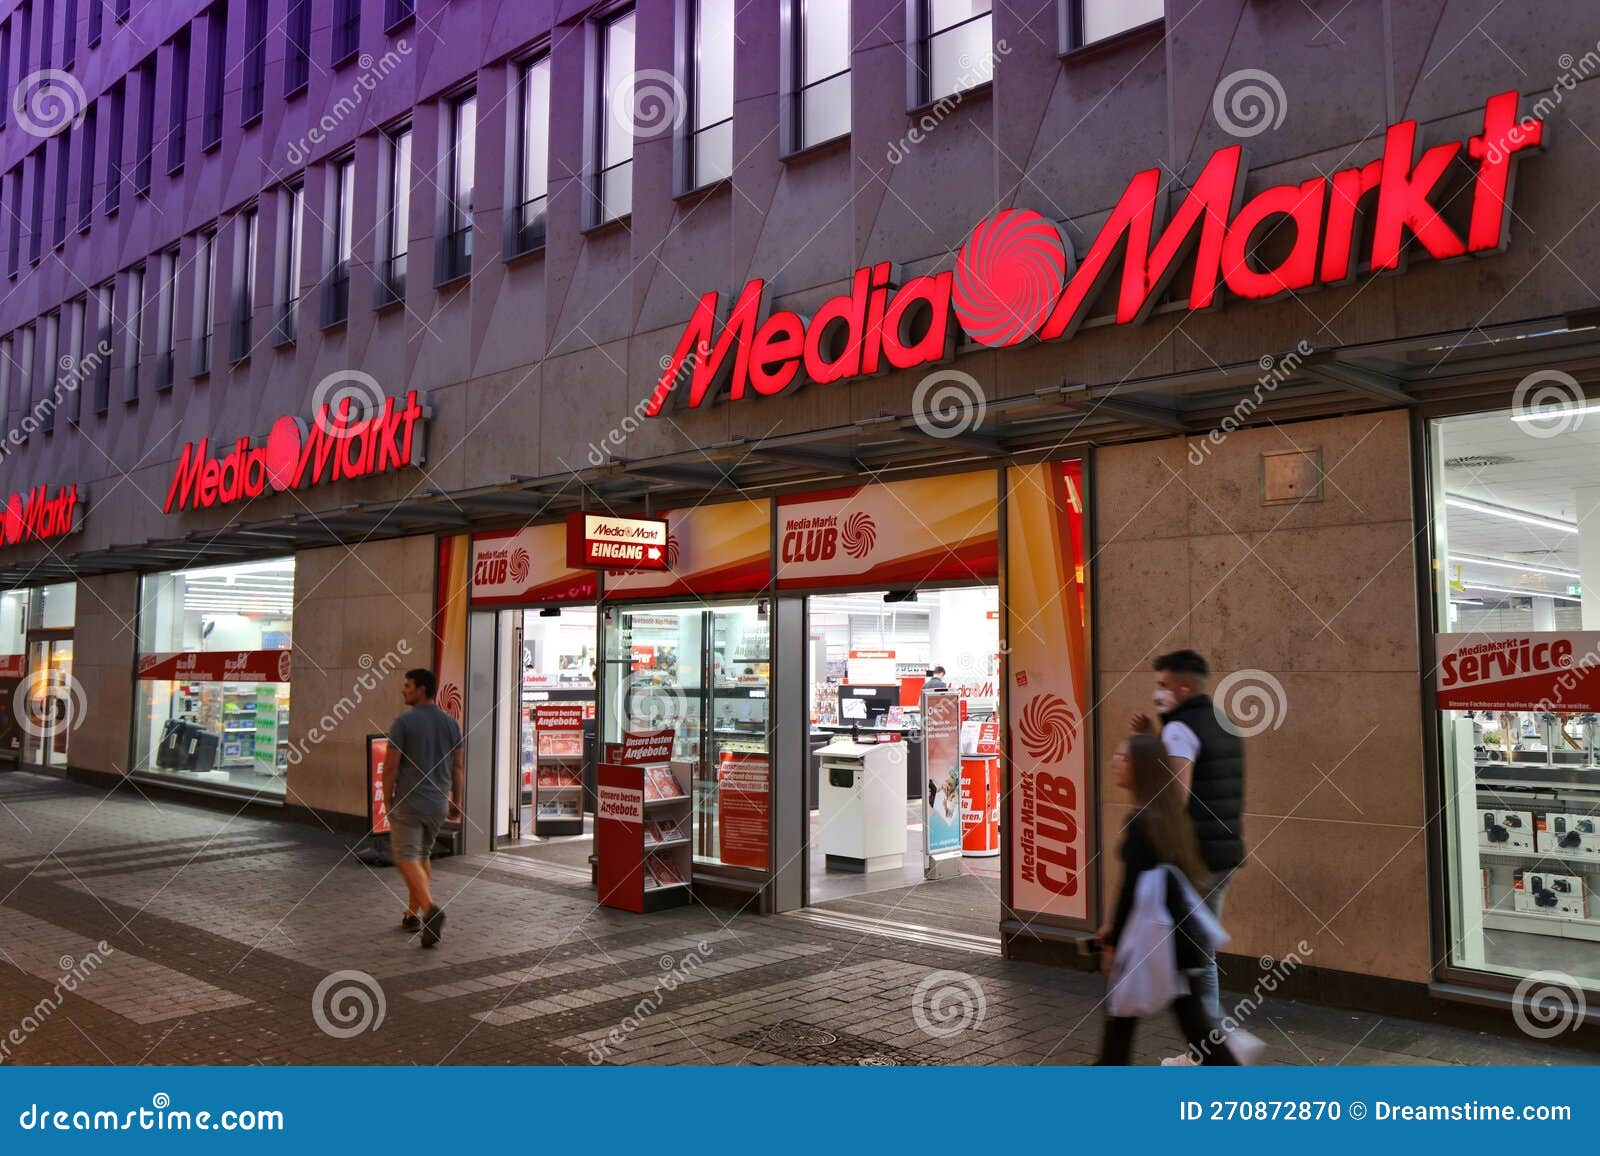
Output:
top-left (1005, 461), bottom-right (1090, 924)
top-left (434, 535), bottom-right (471, 723)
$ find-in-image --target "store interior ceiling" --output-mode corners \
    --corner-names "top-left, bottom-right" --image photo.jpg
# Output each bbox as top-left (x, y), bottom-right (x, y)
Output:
top-left (1440, 409), bottom-right (1594, 607)
top-left (180, 559), bottom-right (296, 618)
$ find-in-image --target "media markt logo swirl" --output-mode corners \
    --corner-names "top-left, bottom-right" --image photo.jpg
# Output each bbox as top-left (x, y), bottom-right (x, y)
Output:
top-left (508, 547), bottom-right (532, 585)
top-left (840, 512), bottom-right (876, 559)
top-left (1019, 693), bottom-right (1079, 763)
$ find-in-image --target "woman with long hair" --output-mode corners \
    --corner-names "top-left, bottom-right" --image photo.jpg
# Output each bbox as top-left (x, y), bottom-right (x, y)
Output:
top-left (1096, 734), bottom-right (1241, 1065)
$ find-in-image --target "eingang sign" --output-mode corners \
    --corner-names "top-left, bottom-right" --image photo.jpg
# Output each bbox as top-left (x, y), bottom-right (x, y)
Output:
top-left (648, 92), bottom-right (1539, 415)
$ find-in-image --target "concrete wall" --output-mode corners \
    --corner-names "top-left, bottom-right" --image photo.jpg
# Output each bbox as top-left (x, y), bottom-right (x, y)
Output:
top-left (1093, 410), bottom-right (1428, 982)
top-left (284, 535), bottom-right (435, 818)
top-left (70, 571), bottom-right (138, 775)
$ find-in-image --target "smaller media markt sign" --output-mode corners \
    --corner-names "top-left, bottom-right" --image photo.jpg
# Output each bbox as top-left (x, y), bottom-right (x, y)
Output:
top-left (565, 512), bottom-right (669, 571)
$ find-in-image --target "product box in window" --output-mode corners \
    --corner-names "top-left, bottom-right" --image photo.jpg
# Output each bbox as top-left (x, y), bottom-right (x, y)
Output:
top-left (1512, 869), bottom-right (1588, 918)
top-left (1479, 810), bottom-right (1534, 854)
top-left (1535, 813), bottom-right (1600, 860)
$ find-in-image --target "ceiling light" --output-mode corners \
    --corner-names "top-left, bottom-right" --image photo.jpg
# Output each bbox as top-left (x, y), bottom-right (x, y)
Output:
top-left (1445, 496), bottom-right (1577, 534)
top-left (1510, 402), bottom-right (1600, 424)
top-left (1449, 554), bottom-right (1580, 580)
top-left (1465, 582), bottom-right (1582, 602)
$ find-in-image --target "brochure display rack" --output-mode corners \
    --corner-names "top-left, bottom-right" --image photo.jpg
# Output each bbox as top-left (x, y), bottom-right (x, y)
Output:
top-left (533, 703), bottom-right (585, 836)
top-left (597, 730), bottom-right (692, 912)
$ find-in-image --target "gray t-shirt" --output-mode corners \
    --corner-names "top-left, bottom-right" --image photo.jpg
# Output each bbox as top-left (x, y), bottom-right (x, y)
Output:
top-left (388, 703), bottom-right (462, 821)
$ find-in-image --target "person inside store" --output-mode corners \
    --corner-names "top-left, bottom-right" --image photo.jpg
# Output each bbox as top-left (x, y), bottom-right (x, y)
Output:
top-left (383, 668), bottom-right (464, 949)
top-left (924, 665), bottom-right (948, 690)
top-left (1096, 735), bottom-right (1247, 1066)
top-left (1125, 649), bottom-right (1246, 1064)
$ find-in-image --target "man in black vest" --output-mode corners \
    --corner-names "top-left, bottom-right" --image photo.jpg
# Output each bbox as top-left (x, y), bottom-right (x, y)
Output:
top-left (1129, 650), bottom-right (1245, 1041)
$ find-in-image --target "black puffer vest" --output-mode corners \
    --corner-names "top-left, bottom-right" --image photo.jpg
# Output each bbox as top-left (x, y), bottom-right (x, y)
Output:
top-left (1162, 694), bottom-right (1245, 872)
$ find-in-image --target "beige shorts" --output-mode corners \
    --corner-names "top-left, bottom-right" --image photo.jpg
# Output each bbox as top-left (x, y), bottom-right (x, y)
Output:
top-left (387, 815), bottom-right (440, 862)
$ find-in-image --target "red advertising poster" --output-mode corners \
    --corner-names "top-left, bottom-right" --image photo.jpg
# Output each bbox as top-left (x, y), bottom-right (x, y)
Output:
top-left (564, 512), bottom-right (669, 571)
top-left (596, 762), bottom-right (646, 912)
top-left (0, 654), bottom-right (25, 679)
top-left (605, 499), bottom-right (772, 600)
top-left (1005, 461), bottom-right (1092, 924)
top-left (368, 735), bottom-right (390, 836)
top-left (470, 524), bottom-right (597, 605)
top-left (717, 753), bottom-right (769, 869)
top-left (775, 474), bottom-right (998, 590)
top-left (136, 650), bottom-right (294, 683)
top-left (621, 728), bottom-right (674, 765)
top-left (533, 704), bottom-right (585, 731)
top-left (1435, 633), bottom-right (1600, 712)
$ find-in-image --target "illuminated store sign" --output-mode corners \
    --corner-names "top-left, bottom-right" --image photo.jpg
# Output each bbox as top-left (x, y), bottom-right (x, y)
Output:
top-left (163, 392), bottom-right (429, 513)
top-left (648, 91), bottom-right (1539, 415)
top-left (2, 483), bottom-right (84, 545)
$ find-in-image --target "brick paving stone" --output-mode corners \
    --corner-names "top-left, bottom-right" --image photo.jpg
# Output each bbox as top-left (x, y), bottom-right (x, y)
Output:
top-left (0, 770), bottom-right (1595, 1067)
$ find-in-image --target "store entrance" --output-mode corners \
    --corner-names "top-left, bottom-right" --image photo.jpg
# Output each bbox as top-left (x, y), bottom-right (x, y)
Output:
top-left (803, 587), bottom-right (1001, 937)
top-left (20, 629), bottom-right (73, 773)
top-left (489, 605), bottom-right (598, 868)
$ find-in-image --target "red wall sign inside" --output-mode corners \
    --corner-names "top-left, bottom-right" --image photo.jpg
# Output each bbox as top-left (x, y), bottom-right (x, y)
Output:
top-left (137, 650), bottom-right (294, 683)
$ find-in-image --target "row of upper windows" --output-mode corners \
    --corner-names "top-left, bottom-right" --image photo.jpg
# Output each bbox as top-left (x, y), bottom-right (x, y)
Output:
top-left (0, 0), bottom-right (1163, 440)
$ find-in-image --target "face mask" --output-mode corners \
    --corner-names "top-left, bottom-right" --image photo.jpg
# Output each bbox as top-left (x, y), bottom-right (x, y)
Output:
top-left (1153, 688), bottom-right (1177, 712)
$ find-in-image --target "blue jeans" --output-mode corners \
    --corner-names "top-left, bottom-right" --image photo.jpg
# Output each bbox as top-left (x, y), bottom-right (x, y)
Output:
top-left (1193, 869), bottom-right (1234, 1021)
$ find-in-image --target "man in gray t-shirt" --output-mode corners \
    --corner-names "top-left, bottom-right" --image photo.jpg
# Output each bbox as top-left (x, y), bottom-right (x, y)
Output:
top-left (383, 668), bottom-right (463, 948)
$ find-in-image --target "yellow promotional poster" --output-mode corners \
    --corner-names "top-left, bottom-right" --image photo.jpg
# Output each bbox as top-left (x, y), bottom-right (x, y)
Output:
top-left (776, 473), bottom-right (998, 590)
top-left (434, 534), bottom-right (471, 724)
top-left (605, 498), bottom-right (772, 599)
top-left (1005, 462), bottom-right (1090, 925)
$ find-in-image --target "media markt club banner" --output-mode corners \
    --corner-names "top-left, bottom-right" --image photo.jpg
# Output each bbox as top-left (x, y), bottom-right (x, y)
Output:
top-left (470, 524), bottom-right (598, 605)
top-left (1005, 461), bottom-right (1090, 925)
top-left (775, 473), bottom-right (998, 590)
top-left (605, 498), bottom-right (772, 599)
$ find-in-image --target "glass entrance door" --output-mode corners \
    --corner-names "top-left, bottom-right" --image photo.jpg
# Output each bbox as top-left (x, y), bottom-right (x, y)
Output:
top-left (21, 634), bottom-right (74, 770)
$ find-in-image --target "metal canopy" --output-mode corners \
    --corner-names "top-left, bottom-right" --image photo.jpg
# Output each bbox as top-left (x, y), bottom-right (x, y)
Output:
top-left (1, 314), bottom-right (1593, 589)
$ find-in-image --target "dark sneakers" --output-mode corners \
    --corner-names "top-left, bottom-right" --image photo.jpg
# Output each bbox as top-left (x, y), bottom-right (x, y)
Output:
top-left (399, 913), bottom-right (421, 932)
top-left (420, 904), bottom-right (446, 948)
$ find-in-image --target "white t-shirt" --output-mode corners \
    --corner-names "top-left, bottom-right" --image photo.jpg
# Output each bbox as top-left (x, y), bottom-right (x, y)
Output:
top-left (1160, 720), bottom-right (1200, 764)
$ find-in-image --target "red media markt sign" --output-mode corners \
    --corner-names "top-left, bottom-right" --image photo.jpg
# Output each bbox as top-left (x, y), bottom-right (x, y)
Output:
top-left (565, 512), bottom-right (670, 571)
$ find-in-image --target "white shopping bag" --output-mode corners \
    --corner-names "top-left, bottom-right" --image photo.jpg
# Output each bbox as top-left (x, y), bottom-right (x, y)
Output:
top-left (1107, 866), bottom-right (1229, 1019)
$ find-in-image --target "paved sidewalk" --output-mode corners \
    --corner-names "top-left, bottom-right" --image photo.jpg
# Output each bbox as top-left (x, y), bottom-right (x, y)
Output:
top-left (0, 771), bottom-right (1585, 1066)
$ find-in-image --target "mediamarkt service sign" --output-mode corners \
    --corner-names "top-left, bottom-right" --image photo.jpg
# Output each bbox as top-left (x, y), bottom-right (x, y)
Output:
top-left (646, 91), bottom-right (1539, 415)
top-left (164, 391), bottom-right (429, 513)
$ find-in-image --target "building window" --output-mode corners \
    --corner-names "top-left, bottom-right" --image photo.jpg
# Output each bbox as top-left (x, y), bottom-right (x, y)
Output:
top-left (332, 0), bottom-right (359, 66)
top-left (1063, 0), bottom-right (1163, 49)
top-left (0, 22), bottom-right (11, 130)
top-left (134, 558), bottom-right (295, 798)
top-left (439, 92), bottom-right (474, 283)
top-left (284, 0), bottom-right (309, 95)
top-left (192, 227), bottom-right (215, 373)
top-left (275, 181), bottom-right (302, 342)
top-left (7, 166), bottom-right (22, 277)
top-left (168, 26), bottom-right (190, 172)
top-left (683, 0), bottom-right (733, 191)
top-left (242, 0), bottom-right (266, 124)
top-left (11, 326), bottom-right (32, 440)
top-left (593, 9), bottom-right (634, 225)
top-left (27, 149), bottom-right (44, 263)
top-left (1430, 406), bottom-right (1600, 996)
top-left (133, 53), bottom-right (156, 194)
top-left (64, 296), bottom-right (86, 423)
top-left (105, 77), bottom-right (124, 214)
top-left (123, 263), bottom-right (144, 402)
top-left (231, 206), bottom-right (257, 360)
top-left (88, 0), bottom-right (101, 46)
top-left (39, 0), bottom-right (53, 70)
top-left (511, 56), bottom-right (548, 254)
top-left (385, 0), bottom-right (414, 29)
top-left (51, 130), bottom-right (70, 247)
top-left (324, 156), bottom-right (354, 324)
top-left (61, 0), bottom-right (75, 68)
top-left (155, 247), bottom-right (178, 388)
top-left (378, 125), bottom-right (409, 302)
top-left (0, 337), bottom-right (11, 433)
top-left (77, 100), bottom-right (96, 231)
top-left (114, 0), bottom-right (128, 21)
top-left (37, 311), bottom-right (57, 433)
top-left (916, 0), bottom-right (993, 105)
top-left (18, 1), bottom-right (31, 80)
top-left (202, 1), bottom-right (227, 151)
top-left (91, 279), bottom-right (112, 412)
top-left (787, 0), bottom-right (850, 152)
